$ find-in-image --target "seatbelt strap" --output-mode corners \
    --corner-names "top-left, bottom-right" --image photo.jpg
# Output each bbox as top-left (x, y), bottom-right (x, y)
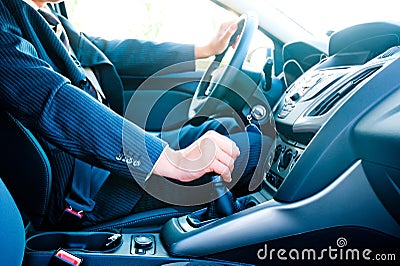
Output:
top-left (68, 48), bottom-right (106, 103)
top-left (61, 159), bottom-right (109, 226)
top-left (83, 67), bottom-right (106, 102)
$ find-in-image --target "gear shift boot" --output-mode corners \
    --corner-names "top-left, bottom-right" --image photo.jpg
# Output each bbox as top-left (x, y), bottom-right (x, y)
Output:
top-left (186, 176), bottom-right (248, 228)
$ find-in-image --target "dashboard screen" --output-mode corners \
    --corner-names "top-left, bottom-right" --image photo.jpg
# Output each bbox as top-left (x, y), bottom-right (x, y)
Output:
top-left (317, 51), bottom-right (371, 68)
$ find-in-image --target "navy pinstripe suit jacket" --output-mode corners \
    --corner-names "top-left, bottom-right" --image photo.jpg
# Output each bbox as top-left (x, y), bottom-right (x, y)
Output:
top-left (0, 0), bottom-right (196, 224)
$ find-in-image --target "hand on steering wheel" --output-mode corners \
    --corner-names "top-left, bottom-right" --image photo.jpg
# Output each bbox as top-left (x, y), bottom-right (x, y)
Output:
top-left (189, 13), bottom-right (259, 120)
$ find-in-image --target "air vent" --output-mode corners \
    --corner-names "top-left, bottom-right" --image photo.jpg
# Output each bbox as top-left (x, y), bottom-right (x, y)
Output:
top-left (308, 66), bottom-right (381, 116)
top-left (304, 73), bottom-right (346, 101)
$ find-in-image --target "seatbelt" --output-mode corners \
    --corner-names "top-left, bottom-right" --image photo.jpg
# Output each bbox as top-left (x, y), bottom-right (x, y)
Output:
top-left (83, 67), bottom-right (106, 102)
top-left (61, 159), bottom-right (109, 226)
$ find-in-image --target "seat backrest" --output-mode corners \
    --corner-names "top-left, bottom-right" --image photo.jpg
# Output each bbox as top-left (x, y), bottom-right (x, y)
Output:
top-left (0, 178), bottom-right (25, 265)
top-left (0, 111), bottom-right (52, 228)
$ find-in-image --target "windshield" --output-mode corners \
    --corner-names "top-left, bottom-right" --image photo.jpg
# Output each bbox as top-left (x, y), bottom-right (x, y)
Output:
top-left (269, 0), bottom-right (400, 39)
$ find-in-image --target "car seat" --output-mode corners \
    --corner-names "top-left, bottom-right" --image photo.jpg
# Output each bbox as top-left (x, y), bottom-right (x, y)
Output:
top-left (0, 178), bottom-right (25, 265)
top-left (0, 111), bottom-right (51, 228)
top-left (0, 110), bottom-right (193, 232)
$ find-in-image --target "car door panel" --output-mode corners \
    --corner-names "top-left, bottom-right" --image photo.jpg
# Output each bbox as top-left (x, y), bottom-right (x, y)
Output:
top-left (121, 71), bottom-right (203, 131)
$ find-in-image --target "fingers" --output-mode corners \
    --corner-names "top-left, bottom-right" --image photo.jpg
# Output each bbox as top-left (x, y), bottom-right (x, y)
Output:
top-left (197, 20), bottom-right (239, 58)
top-left (200, 137), bottom-right (235, 172)
top-left (203, 131), bottom-right (240, 159)
top-left (156, 131), bottom-right (240, 184)
top-left (220, 22), bottom-right (238, 45)
top-left (200, 131), bottom-right (240, 183)
top-left (231, 35), bottom-right (240, 49)
top-left (219, 20), bottom-right (237, 33)
top-left (216, 148), bottom-right (235, 173)
top-left (209, 158), bottom-right (232, 182)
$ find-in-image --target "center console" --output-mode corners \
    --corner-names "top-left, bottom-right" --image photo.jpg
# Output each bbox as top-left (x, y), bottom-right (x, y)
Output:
top-left (266, 33), bottom-right (400, 192)
top-left (266, 61), bottom-right (382, 191)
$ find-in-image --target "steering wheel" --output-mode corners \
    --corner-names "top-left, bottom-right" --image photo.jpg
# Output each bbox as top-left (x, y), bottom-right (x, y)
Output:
top-left (188, 13), bottom-right (259, 120)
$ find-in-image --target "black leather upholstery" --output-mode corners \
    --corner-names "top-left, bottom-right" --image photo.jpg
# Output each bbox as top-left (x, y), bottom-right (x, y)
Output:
top-left (86, 206), bottom-right (196, 232)
top-left (0, 111), bottom-right (52, 228)
top-left (0, 178), bottom-right (25, 265)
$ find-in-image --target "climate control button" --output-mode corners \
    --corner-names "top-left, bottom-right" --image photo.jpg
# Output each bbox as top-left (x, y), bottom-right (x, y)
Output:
top-left (290, 92), bottom-right (301, 101)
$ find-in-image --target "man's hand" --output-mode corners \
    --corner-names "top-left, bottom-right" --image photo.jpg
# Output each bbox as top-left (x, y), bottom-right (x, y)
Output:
top-left (153, 131), bottom-right (240, 183)
top-left (195, 20), bottom-right (239, 59)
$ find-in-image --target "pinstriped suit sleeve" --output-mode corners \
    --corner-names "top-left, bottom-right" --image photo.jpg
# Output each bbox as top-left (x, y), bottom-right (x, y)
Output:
top-left (87, 36), bottom-right (196, 76)
top-left (0, 25), bottom-right (166, 186)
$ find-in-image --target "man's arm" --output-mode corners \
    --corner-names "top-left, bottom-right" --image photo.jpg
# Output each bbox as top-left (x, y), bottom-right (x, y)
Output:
top-left (85, 20), bottom-right (238, 76)
top-left (0, 29), bottom-right (165, 185)
top-left (0, 27), bottom-right (239, 185)
top-left (87, 37), bottom-right (197, 76)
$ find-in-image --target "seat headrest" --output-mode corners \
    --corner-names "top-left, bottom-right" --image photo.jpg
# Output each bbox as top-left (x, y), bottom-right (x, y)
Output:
top-left (0, 111), bottom-right (52, 228)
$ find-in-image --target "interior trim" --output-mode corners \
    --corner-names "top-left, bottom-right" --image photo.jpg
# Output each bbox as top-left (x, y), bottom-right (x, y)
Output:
top-left (162, 160), bottom-right (400, 256)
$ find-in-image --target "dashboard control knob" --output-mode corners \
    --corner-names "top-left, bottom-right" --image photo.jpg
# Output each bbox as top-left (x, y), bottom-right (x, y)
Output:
top-left (134, 235), bottom-right (153, 250)
top-left (273, 145), bottom-right (284, 163)
top-left (279, 149), bottom-right (294, 170)
top-left (290, 92), bottom-right (301, 101)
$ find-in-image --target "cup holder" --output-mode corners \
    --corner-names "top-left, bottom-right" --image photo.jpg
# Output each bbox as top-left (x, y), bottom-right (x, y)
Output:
top-left (26, 232), bottom-right (122, 253)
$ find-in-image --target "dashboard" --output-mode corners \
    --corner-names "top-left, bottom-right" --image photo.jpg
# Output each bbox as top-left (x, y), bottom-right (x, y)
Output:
top-left (265, 21), bottom-right (400, 192)
top-left (158, 20), bottom-right (400, 260)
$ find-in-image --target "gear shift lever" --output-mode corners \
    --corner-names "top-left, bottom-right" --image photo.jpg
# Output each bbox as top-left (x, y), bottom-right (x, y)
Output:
top-left (210, 175), bottom-right (241, 218)
top-left (186, 175), bottom-right (244, 227)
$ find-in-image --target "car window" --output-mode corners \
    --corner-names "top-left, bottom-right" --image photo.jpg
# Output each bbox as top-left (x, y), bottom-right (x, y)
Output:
top-left (65, 0), bottom-right (273, 71)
